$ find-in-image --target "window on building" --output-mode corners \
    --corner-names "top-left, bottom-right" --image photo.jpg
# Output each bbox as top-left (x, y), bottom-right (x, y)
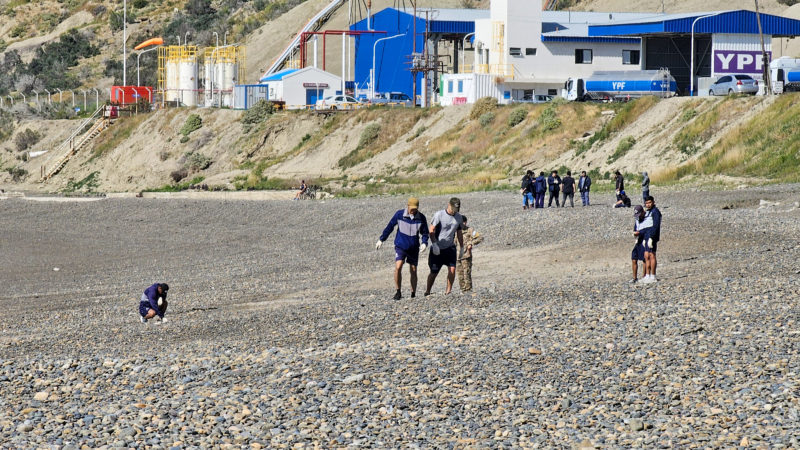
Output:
top-left (458, 80), bottom-right (464, 93)
top-left (548, 89), bottom-right (558, 96)
top-left (622, 50), bottom-right (640, 65)
top-left (575, 49), bottom-right (593, 64)
top-left (509, 47), bottom-right (522, 56)
top-left (448, 80), bottom-right (453, 93)
top-left (526, 48), bottom-right (537, 56)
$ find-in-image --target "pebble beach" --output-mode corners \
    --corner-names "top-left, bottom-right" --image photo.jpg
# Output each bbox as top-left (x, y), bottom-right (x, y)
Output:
top-left (1, 185), bottom-right (799, 448)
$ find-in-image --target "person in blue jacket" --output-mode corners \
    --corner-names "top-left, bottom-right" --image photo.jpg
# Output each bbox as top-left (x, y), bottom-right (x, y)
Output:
top-left (139, 283), bottom-right (169, 323)
top-left (639, 195), bottom-right (662, 284)
top-left (376, 197), bottom-right (430, 300)
top-left (534, 172), bottom-right (547, 209)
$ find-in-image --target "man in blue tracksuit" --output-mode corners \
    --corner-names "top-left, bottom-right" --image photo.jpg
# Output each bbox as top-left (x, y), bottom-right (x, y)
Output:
top-left (139, 283), bottom-right (169, 323)
top-left (638, 195), bottom-right (662, 284)
top-left (534, 172), bottom-right (547, 209)
top-left (376, 197), bottom-right (430, 300)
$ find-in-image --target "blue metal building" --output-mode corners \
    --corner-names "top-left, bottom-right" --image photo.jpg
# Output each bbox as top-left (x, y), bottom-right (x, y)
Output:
top-left (350, 8), bottom-right (485, 100)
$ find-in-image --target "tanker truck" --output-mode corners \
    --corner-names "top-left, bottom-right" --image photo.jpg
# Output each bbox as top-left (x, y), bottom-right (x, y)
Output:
top-left (770, 56), bottom-right (800, 93)
top-left (562, 69), bottom-right (678, 101)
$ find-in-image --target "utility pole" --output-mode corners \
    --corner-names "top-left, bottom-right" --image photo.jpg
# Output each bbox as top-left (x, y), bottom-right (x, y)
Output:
top-left (412, 0), bottom-right (417, 106)
top-left (754, 0), bottom-right (772, 95)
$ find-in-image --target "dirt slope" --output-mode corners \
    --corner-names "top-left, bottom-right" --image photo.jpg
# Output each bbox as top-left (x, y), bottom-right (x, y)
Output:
top-left (0, 94), bottom-right (784, 194)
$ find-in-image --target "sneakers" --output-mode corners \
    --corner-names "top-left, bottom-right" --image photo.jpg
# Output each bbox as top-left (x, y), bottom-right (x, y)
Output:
top-left (140, 316), bottom-right (147, 323)
top-left (410, 292), bottom-right (416, 298)
top-left (393, 290), bottom-right (402, 300)
top-left (628, 278), bottom-right (638, 284)
top-left (640, 275), bottom-right (658, 284)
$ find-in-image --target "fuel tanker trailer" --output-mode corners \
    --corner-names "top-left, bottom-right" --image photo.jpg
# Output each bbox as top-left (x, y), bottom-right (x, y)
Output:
top-left (562, 69), bottom-right (677, 101)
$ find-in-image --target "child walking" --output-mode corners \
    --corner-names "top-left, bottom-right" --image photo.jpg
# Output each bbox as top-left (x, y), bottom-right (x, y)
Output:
top-left (457, 215), bottom-right (484, 292)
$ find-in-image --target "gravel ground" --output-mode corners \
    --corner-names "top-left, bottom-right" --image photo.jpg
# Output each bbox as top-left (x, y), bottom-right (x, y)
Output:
top-left (1, 185), bottom-right (799, 448)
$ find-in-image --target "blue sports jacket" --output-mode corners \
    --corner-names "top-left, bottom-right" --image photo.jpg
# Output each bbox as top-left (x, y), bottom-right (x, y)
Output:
top-left (143, 283), bottom-right (167, 318)
top-left (379, 209), bottom-right (430, 250)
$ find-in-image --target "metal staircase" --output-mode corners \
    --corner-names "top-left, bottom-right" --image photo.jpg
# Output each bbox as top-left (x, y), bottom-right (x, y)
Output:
top-left (40, 106), bottom-right (110, 181)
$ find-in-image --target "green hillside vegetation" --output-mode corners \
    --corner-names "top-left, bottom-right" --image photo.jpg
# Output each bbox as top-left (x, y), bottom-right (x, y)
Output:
top-left (656, 93), bottom-right (800, 183)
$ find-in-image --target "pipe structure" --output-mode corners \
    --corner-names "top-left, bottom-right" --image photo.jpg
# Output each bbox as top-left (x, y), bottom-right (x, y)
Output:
top-left (175, 35), bottom-right (181, 46)
top-left (7, 95), bottom-right (12, 105)
top-left (33, 91), bottom-right (39, 109)
top-left (213, 32), bottom-right (219, 48)
top-left (45, 89), bottom-right (51, 104)
top-left (82, 90), bottom-right (87, 111)
top-left (461, 32), bottom-right (475, 73)
top-left (372, 33), bottom-right (406, 99)
top-left (341, 33), bottom-right (345, 94)
top-left (298, 30), bottom-right (385, 71)
top-left (93, 88), bottom-right (99, 109)
top-left (71, 91), bottom-right (75, 107)
top-left (56, 88), bottom-right (62, 103)
top-left (209, 43), bottom-right (239, 108)
top-left (184, 32), bottom-right (190, 46)
top-left (224, 31), bottom-right (229, 46)
top-left (123, 0), bottom-right (127, 86)
top-left (691, 12), bottom-right (722, 96)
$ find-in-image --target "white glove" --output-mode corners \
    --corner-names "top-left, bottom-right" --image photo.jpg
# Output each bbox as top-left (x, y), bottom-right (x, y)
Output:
top-left (375, 240), bottom-right (382, 250)
top-left (419, 242), bottom-right (427, 253)
top-left (157, 297), bottom-right (163, 307)
top-left (431, 242), bottom-right (440, 255)
top-left (647, 238), bottom-right (653, 248)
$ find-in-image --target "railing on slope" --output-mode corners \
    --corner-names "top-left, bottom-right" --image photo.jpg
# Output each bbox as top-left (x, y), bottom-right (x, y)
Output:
top-left (40, 106), bottom-right (107, 181)
top-left (262, 0), bottom-right (346, 77)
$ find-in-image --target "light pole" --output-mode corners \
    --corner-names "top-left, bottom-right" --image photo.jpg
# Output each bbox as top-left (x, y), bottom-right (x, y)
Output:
top-left (224, 31), bottom-right (229, 46)
top-left (56, 88), bottom-right (62, 103)
top-left (184, 32), bottom-right (190, 46)
top-left (82, 90), bottom-right (87, 111)
top-left (176, 35), bottom-right (181, 46)
top-left (45, 89), bottom-right (51, 104)
top-left (71, 90), bottom-right (75, 107)
top-left (33, 91), bottom-right (39, 110)
top-left (123, 0), bottom-right (127, 86)
top-left (690, 12), bottom-right (722, 96)
top-left (137, 46), bottom-right (160, 86)
top-left (462, 32), bottom-right (475, 73)
top-left (372, 33), bottom-right (406, 99)
top-left (213, 32), bottom-right (219, 48)
top-left (93, 88), bottom-right (99, 109)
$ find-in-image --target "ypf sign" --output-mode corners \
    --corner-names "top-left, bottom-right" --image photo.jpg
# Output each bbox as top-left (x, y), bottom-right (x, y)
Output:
top-left (713, 50), bottom-right (772, 75)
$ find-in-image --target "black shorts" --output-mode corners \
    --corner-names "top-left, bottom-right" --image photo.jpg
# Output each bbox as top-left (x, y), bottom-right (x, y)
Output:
top-left (428, 245), bottom-right (457, 273)
top-left (631, 242), bottom-right (644, 261)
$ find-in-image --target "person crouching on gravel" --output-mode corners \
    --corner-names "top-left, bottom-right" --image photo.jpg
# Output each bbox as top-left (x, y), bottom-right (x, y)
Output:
top-left (424, 197), bottom-right (464, 296)
top-left (457, 215), bottom-right (483, 292)
top-left (376, 197), bottom-right (430, 300)
top-left (139, 283), bottom-right (169, 323)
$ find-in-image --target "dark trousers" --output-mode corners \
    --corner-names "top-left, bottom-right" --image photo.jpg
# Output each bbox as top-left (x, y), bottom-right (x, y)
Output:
top-left (548, 190), bottom-right (560, 207)
top-left (642, 189), bottom-right (649, 204)
top-left (561, 192), bottom-right (574, 207)
top-left (535, 193), bottom-right (545, 208)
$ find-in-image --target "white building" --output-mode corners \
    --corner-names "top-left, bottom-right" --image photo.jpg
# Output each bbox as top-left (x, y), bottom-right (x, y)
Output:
top-left (257, 67), bottom-right (344, 109)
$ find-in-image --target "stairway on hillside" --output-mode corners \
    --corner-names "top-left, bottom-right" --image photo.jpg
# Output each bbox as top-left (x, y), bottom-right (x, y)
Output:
top-left (40, 107), bottom-right (113, 181)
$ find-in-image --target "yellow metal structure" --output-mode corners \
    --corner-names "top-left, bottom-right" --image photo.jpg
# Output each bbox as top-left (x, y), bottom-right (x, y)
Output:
top-left (157, 45), bottom-right (198, 95)
top-left (202, 45), bottom-right (246, 84)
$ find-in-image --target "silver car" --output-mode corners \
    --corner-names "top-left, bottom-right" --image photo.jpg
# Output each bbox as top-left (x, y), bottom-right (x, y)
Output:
top-left (709, 74), bottom-right (759, 96)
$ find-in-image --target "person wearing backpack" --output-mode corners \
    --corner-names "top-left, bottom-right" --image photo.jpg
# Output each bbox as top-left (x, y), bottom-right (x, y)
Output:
top-left (547, 170), bottom-right (561, 207)
top-left (534, 172), bottom-right (547, 209)
top-left (561, 171), bottom-right (576, 207)
top-left (520, 170), bottom-right (534, 210)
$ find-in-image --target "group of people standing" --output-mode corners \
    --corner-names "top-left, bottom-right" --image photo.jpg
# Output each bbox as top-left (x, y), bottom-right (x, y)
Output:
top-left (521, 170), bottom-right (593, 209)
top-left (376, 197), bottom-right (483, 299)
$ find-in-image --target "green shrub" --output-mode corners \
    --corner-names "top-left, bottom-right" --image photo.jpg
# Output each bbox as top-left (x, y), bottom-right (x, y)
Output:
top-left (184, 151), bottom-right (212, 171)
top-left (508, 107), bottom-right (528, 127)
top-left (133, 0), bottom-right (148, 8)
top-left (608, 136), bottom-right (636, 163)
top-left (180, 135), bottom-right (190, 143)
top-left (6, 166), bottom-right (28, 182)
top-left (680, 108), bottom-right (697, 122)
top-left (14, 128), bottom-right (41, 151)
top-left (479, 112), bottom-right (495, 127)
top-left (470, 97), bottom-right (498, 120)
top-left (180, 114), bottom-right (203, 136)
top-left (357, 123), bottom-right (381, 150)
top-left (539, 105), bottom-right (561, 131)
top-left (241, 100), bottom-right (275, 132)
top-left (62, 172), bottom-right (99, 193)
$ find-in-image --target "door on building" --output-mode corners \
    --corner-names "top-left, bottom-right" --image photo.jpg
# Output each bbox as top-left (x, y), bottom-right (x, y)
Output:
top-left (306, 89), bottom-right (321, 109)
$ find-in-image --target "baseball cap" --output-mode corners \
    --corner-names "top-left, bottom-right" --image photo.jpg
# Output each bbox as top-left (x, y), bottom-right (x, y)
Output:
top-left (407, 197), bottom-right (419, 209)
top-left (633, 205), bottom-right (644, 216)
top-left (449, 197), bottom-right (461, 212)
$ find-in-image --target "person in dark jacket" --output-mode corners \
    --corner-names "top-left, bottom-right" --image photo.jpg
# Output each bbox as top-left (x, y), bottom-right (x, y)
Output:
top-left (139, 283), bottom-right (169, 323)
top-left (534, 172), bottom-right (547, 209)
top-left (520, 170), bottom-right (534, 210)
top-left (641, 171), bottom-right (650, 204)
top-left (578, 171), bottom-right (592, 206)
top-left (377, 197), bottom-right (430, 299)
top-left (614, 190), bottom-right (632, 208)
top-left (561, 171), bottom-right (576, 207)
top-left (614, 171), bottom-right (625, 199)
top-left (630, 205), bottom-right (646, 283)
top-left (547, 170), bottom-right (561, 207)
top-left (639, 196), bottom-right (662, 283)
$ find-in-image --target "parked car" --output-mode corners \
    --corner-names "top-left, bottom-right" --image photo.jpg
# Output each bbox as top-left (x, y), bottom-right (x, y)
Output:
top-left (709, 74), bottom-right (759, 96)
top-left (315, 95), bottom-right (362, 110)
top-left (369, 92), bottom-right (414, 107)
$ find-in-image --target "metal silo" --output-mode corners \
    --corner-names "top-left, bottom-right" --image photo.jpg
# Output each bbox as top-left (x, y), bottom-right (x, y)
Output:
top-left (203, 45), bottom-right (245, 108)
top-left (158, 45), bottom-right (198, 106)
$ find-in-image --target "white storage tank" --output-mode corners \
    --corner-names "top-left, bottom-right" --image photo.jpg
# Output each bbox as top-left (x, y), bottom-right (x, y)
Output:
top-left (179, 59), bottom-right (198, 106)
top-left (158, 46), bottom-right (198, 106)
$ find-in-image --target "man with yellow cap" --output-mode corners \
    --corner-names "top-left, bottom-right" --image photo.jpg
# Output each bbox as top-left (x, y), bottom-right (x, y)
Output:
top-left (376, 197), bottom-right (430, 300)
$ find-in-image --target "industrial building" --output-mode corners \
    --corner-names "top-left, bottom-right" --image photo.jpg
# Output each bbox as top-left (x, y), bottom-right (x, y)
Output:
top-left (256, 67), bottom-right (344, 109)
top-left (345, 0), bottom-right (800, 105)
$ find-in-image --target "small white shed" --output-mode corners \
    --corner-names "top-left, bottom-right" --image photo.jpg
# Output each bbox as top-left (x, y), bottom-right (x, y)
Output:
top-left (258, 67), bottom-right (343, 109)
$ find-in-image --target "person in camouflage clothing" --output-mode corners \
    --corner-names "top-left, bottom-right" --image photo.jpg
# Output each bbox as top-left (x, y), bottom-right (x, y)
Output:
top-left (456, 215), bottom-right (483, 292)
